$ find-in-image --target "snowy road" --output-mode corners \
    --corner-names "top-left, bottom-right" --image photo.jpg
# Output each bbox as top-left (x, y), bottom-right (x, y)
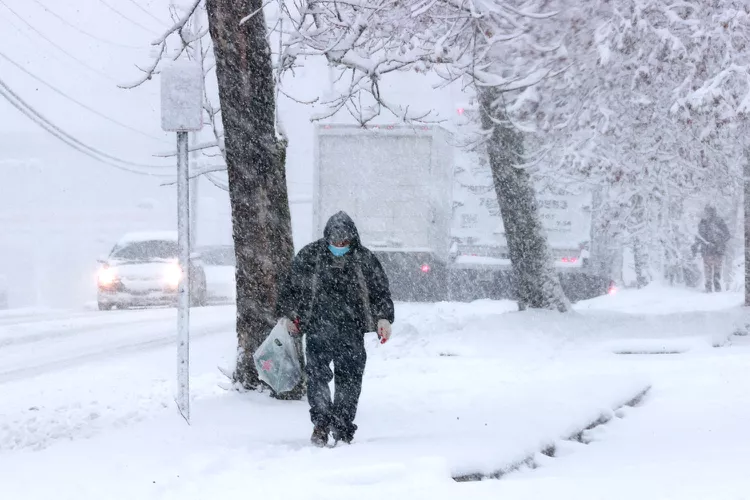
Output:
top-left (0, 306), bottom-right (235, 384)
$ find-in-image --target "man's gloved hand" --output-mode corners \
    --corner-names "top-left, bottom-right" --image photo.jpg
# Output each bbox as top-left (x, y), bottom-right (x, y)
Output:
top-left (377, 319), bottom-right (392, 344)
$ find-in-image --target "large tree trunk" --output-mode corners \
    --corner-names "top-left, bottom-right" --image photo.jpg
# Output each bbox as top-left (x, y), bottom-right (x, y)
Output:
top-left (477, 88), bottom-right (569, 312)
top-left (744, 151), bottom-right (750, 306)
top-left (206, 0), bottom-right (295, 390)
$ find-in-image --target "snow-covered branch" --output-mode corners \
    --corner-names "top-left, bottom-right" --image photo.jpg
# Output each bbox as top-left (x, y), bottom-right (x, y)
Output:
top-left (152, 0), bottom-right (203, 46)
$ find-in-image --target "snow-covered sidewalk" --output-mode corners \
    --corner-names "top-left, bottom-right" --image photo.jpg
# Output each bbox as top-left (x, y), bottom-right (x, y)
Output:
top-left (1, 285), bottom-right (748, 499)
top-left (471, 342), bottom-right (750, 499)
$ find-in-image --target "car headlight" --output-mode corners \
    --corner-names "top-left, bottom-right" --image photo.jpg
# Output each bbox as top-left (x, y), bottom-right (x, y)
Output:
top-left (164, 262), bottom-right (183, 288)
top-left (97, 266), bottom-right (118, 287)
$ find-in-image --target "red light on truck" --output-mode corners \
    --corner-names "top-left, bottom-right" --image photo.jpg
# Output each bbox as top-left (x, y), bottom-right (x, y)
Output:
top-left (421, 264), bottom-right (431, 273)
top-left (608, 281), bottom-right (617, 295)
top-left (457, 107), bottom-right (465, 115)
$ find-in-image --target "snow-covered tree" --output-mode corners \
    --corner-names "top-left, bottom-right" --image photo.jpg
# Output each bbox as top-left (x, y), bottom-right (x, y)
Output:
top-left (279, 0), bottom-right (578, 310)
top-left (504, 0), bottom-right (747, 289)
top-left (122, 0), bottom-right (296, 392)
top-left (204, 0), bottom-right (295, 392)
top-left (587, 1), bottom-right (749, 286)
top-left (277, 0), bottom-right (747, 297)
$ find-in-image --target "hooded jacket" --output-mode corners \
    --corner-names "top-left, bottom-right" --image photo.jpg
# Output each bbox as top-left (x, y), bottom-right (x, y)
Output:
top-left (276, 212), bottom-right (395, 334)
top-left (696, 213), bottom-right (730, 257)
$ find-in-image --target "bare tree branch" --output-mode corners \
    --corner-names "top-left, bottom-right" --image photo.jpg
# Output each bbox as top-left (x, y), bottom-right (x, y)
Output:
top-left (152, 0), bottom-right (203, 46)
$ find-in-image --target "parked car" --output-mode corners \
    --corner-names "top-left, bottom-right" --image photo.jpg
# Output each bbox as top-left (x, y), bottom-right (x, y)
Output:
top-left (193, 245), bottom-right (236, 304)
top-left (96, 231), bottom-right (207, 311)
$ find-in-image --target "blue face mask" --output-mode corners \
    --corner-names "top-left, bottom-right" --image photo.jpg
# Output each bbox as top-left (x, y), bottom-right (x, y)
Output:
top-left (328, 244), bottom-right (351, 257)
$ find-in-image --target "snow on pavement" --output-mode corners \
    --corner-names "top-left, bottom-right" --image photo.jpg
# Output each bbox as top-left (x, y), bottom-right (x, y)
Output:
top-left (0, 306), bottom-right (234, 451)
top-left (0, 285), bottom-right (748, 498)
top-left (469, 347), bottom-right (750, 499)
top-left (578, 282), bottom-right (745, 314)
top-left (0, 305), bottom-right (235, 383)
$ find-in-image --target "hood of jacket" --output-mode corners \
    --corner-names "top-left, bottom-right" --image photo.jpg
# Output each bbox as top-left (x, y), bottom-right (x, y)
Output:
top-left (323, 211), bottom-right (360, 248)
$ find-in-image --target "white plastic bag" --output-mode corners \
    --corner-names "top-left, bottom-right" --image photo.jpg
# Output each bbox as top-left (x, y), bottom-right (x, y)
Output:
top-left (253, 320), bottom-right (302, 394)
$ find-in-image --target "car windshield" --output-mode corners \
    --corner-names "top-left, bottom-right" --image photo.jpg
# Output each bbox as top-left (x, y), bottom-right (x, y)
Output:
top-left (111, 240), bottom-right (179, 261)
top-left (199, 247), bottom-right (236, 266)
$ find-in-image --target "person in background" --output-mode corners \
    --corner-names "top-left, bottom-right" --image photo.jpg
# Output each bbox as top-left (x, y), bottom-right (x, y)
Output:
top-left (692, 205), bottom-right (730, 293)
top-left (276, 211), bottom-right (394, 446)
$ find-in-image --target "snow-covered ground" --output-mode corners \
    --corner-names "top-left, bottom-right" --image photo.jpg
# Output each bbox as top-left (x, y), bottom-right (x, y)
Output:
top-left (1, 285), bottom-right (749, 499)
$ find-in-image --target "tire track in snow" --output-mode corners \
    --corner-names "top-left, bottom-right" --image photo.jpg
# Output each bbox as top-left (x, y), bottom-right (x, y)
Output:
top-left (0, 316), bottom-right (176, 349)
top-left (0, 323), bottom-right (231, 385)
top-left (0, 310), bottom-right (81, 325)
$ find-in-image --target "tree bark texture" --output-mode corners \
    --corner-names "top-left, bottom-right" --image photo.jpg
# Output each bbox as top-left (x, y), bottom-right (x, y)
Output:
top-left (744, 152), bottom-right (750, 306)
top-left (477, 88), bottom-right (569, 312)
top-left (206, 0), bottom-right (295, 390)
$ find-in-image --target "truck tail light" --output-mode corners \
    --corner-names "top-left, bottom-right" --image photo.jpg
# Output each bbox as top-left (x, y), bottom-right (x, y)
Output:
top-left (420, 264), bottom-right (431, 273)
top-left (608, 281), bottom-right (617, 295)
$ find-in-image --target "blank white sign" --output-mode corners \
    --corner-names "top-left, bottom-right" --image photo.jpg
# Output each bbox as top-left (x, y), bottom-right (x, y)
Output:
top-left (160, 61), bottom-right (204, 132)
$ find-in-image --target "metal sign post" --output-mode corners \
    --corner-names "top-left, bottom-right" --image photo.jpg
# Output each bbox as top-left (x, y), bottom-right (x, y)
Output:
top-left (161, 61), bottom-right (203, 424)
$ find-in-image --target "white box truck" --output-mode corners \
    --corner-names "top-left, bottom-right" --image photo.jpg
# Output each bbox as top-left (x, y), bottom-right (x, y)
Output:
top-left (313, 122), bottom-right (612, 303)
top-left (313, 124), bottom-right (454, 300)
top-left (448, 120), bottom-right (612, 301)
top-left (450, 180), bottom-right (608, 301)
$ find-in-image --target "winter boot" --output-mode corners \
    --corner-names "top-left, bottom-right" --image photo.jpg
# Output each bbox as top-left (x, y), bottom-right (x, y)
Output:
top-left (331, 427), bottom-right (353, 445)
top-left (311, 426), bottom-right (329, 447)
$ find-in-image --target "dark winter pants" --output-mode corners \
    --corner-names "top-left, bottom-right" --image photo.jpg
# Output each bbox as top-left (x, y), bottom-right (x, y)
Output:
top-left (703, 254), bottom-right (722, 292)
top-left (305, 332), bottom-right (366, 439)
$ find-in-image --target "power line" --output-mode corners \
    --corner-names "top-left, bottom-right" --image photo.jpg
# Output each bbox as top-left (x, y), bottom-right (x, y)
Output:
top-left (0, 76), bottom-right (173, 176)
top-left (0, 49), bottom-right (168, 143)
top-left (0, 0), bottom-right (118, 84)
top-left (1, 87), bottom-right (166, 176)
top-left (97, 0), bottom-right (161, 36)
top-left (0, 10), bottom-right (106, 85)
top-left (125, 0), bottom-right (165, 25)
top-left (27, 0), bottom-right (146, 50)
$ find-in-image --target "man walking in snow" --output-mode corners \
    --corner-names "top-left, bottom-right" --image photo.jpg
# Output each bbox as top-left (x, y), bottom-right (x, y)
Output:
top-left (276, 211), bottom-right (394, 446)
top-left (692, 205), bottom-right (730, 293)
